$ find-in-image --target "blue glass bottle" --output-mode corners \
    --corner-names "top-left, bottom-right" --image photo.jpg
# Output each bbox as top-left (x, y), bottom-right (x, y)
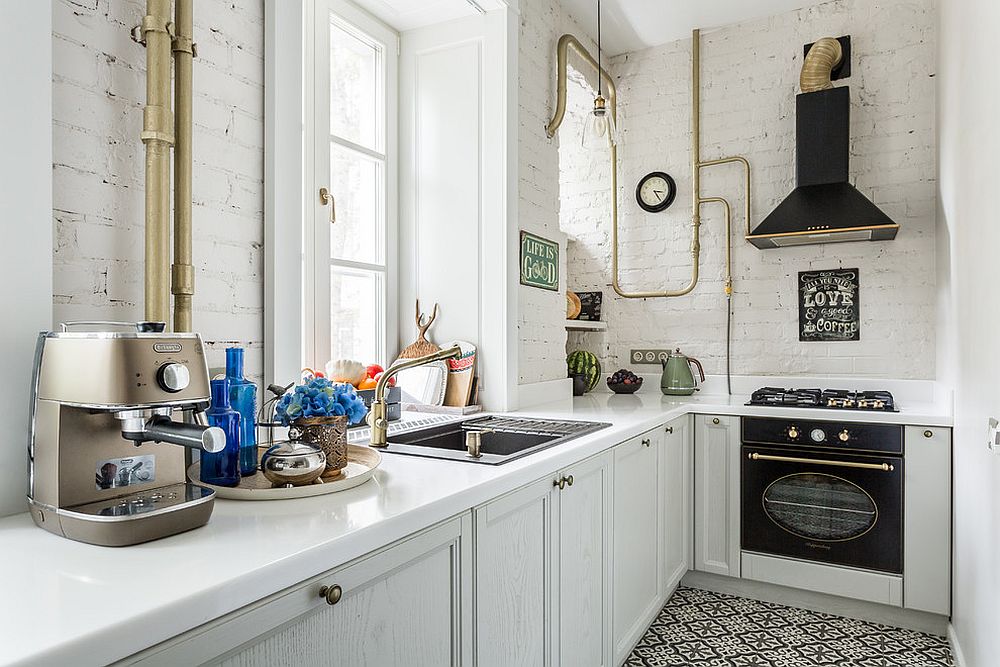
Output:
top-left (226, 347), bottom-right (258, 476)
top-left (201, 378), bottom-right (241, 487)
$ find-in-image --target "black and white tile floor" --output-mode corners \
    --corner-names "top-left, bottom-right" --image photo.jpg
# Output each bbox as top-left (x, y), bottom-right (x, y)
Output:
top-left (626, 587), bottom-right (954, 666)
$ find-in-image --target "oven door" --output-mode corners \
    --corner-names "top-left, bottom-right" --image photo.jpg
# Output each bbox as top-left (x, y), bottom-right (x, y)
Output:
top-left (741, 445), bottom-right (903, 574)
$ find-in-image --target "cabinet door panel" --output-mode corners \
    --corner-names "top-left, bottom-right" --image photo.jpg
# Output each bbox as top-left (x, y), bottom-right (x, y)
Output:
top-left (663, 415), bottom-right (692, 593)
top-left (694, 415), bottom-right (740, 577)
top-left (219, 546), bottom-right (455, 667)
top-left (125, 517), bottom-right (471, 667)
top-left (613, 431), bottom-right (662, 663)
top-left (903, 426), bottom-right (951, 615)
top-left (558, 453), bottom-right (612, 667)
top-left (475, 478), bottom-right (557, 667)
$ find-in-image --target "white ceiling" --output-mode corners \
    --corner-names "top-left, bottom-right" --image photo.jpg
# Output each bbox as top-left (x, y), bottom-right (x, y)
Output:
top-left (561, 0), bottom-right (834, 56)
top-left (350, 0), bottom-right (505, 32)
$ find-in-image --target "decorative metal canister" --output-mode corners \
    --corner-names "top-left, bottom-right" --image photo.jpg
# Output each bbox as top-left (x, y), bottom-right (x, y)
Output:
top-left (288, 415), bottom-right (349, 477)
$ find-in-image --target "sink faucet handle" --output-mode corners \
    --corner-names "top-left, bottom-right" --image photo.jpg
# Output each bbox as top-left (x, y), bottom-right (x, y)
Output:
top-left (466, 432), bottom-right (482, 458)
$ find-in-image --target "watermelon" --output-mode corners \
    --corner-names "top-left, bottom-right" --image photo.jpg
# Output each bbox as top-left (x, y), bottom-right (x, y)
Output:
top-left (566, 350), bottom-right (601, 392)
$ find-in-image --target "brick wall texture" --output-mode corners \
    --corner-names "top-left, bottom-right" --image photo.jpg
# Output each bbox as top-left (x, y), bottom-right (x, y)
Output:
top-left (529, 0), bottom-right (938, 381)
top-left (51, 0), bottom-right (264, 381)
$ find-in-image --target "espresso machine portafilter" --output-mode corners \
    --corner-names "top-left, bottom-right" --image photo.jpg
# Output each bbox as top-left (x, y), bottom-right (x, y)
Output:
top-left (28, 321), bottom-right (225, 546)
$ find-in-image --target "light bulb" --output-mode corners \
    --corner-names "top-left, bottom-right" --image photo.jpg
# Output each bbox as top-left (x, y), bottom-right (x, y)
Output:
top-left (581, 95), bottom-right (619, 149)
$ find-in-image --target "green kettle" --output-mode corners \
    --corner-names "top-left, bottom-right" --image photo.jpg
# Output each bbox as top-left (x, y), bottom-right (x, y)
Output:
top-left (660, 349), bottom-right (705, 396)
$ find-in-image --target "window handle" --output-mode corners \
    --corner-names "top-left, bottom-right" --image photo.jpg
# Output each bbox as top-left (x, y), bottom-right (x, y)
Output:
top-left (319, 187), bottom-right (336, 224)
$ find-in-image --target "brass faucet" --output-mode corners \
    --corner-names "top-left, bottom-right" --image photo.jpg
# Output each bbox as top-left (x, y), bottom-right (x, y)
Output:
top-left (368, 345), bottom-right (462, 448)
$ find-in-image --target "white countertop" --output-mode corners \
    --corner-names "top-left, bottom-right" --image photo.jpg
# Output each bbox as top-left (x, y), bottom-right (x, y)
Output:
top-left (0, 387), bottom-right (952, 666)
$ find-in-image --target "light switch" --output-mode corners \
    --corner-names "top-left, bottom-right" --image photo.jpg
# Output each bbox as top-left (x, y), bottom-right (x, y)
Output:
top-left (987, 417), bottom-right (999, 454)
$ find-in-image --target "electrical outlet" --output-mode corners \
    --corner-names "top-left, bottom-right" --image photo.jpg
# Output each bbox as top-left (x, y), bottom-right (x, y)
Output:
top-left (630, 349), bottom-right (673, 365)
top-left (988, 417), bottom-right (999, 454)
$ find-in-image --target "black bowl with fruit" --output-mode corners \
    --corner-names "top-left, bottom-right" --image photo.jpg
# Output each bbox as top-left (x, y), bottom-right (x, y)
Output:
top-left (607, 369), bottom-right (643, 394)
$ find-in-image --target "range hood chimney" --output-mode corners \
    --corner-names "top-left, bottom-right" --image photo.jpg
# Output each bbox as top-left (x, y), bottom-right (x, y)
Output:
top-left (747, 37), bottom-right (899, 249)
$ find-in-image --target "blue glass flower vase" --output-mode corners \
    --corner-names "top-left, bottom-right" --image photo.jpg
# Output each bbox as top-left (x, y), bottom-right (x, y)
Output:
top-left (201, 378), bottom-right (241, 487)
top-left (226, 347), bottom-right (258, 476)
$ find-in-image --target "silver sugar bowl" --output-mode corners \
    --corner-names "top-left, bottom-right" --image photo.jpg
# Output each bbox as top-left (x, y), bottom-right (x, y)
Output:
top-left (260, 441), bottom-right (327, 487)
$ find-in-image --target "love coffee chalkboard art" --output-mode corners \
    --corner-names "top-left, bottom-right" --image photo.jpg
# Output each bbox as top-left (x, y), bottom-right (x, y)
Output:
top-left (798, 268), bottom-right (860, 342)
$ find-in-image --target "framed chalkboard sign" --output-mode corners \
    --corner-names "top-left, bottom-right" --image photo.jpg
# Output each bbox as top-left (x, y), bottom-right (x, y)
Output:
top-left (520, 231), bottom-right (559, 291)
top-left (798, 268), bottom-right (860, 342)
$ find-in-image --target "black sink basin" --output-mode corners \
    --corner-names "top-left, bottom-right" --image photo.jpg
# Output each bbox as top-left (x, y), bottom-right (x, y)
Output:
top-left (382, 415), bottom-right (610, 465)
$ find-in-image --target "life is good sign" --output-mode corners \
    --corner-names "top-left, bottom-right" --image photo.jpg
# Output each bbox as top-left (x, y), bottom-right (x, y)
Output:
top-left (520, 231), bottom-right (559, 291)
top-left (798, 268), bottom-right (860, 342)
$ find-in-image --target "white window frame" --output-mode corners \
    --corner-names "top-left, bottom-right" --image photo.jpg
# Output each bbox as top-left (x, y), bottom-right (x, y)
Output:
top-left (302, 0), bottom-right (399, 371)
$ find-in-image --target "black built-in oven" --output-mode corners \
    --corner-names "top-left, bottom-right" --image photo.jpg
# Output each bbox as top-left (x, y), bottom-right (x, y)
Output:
top-left (741, 416), bottom-right (903, 574)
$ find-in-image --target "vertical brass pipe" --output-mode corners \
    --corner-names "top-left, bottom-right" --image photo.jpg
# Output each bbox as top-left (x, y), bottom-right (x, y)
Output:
top-left (172, 0), bottom-right (195, 332)
top-left (141, 0), bottom-right (174, 325)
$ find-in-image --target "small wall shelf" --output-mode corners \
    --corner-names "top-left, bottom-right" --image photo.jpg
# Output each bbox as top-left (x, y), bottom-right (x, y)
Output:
top-left (566, 320), bottom-right (607, 332)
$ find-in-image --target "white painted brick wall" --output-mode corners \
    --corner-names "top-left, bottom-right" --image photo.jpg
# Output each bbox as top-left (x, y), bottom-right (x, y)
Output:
top-left (556, 0), bottom-right (938, 379)
top-left (517, 0), bottom-right (604, 385)
top-left (52, 0), bottom-right (264, 383)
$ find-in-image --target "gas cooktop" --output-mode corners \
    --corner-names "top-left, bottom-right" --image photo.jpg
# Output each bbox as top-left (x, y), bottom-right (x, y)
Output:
top-left (746, 387), bottom-right (898, 412)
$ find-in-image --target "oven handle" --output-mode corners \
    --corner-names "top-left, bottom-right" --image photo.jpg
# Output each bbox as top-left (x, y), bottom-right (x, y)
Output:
top-left (747, 452), bottom-right (895, 472)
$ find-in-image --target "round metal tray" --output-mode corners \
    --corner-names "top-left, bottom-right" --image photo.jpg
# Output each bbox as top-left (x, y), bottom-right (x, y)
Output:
top-left (187, 445), bottom-right (381, 500)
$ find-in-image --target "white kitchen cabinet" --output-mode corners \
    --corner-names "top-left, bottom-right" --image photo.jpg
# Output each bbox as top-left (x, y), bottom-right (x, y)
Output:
top-left (612, 428), bottom-right (663, 665)
top-left (903, 426), bottom-right (952, 615)
top-left (121, 515), bottom-right (472, 667)
top-left (693, 414), bottom-right (741, 577)
top-left (474, 452), bottom-right (613, 667)
top-left (662, 414), bottom-right (693, 594)
top-left (557, 452), bottom-right (614, 667)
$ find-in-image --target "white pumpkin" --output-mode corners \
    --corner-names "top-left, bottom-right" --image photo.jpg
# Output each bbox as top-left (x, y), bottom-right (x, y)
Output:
top-left (325, 359), bottom-right (367, 386)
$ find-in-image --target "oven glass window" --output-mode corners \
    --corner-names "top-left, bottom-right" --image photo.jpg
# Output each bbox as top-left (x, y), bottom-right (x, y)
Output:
top-left (762, 473), bottom-right (877, 541)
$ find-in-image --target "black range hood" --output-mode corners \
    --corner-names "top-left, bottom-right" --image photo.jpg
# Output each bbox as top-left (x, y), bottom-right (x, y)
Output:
top-left (747, 86), bottom-right (899, 249)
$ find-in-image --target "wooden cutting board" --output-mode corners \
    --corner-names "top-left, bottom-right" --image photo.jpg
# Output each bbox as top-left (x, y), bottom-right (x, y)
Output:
top-left (443, 340), bottom-right (477, 407)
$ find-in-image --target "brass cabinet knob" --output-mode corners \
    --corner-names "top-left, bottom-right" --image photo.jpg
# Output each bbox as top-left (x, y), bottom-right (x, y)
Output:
top-left (665, 426), bottom-right (674, 434)
top-left (319, 584), bottom-right (342, 606)
top-left (642, 438), bottom-right (651, 447)
top-left (566, 475), bottom-right (574, 487)
top-left (712, 418), bottom-right (721, 425)
top-left (923, 430), bottom-right (934, 439)
top-left (839, 429), bottom-right (850, 442)
top-left (553, 477), bottom-right (566, 490)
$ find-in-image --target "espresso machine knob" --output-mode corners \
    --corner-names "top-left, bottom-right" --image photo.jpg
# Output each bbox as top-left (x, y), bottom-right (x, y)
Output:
top-left (157, 363), bottom-right (190, 393)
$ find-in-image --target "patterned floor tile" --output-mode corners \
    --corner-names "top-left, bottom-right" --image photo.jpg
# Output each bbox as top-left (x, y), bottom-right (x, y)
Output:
top-left (624, 587), bottom-right (953, 667)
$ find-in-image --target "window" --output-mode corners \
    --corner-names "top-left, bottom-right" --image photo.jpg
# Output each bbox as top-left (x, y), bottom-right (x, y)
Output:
top-left (303, 0), bottom-right (398, 371)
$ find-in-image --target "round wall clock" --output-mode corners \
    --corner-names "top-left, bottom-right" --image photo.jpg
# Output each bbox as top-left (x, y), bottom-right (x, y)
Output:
top-left (636, 172), bottom-right (677, 213)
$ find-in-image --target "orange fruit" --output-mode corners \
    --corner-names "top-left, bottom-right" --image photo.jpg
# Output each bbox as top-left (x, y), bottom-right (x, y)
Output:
top-left (358, 377), bottom-right (378, 390)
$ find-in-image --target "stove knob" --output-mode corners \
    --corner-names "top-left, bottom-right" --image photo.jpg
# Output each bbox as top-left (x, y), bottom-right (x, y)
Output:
top-left (787, 426), bottom-right (799, 439)
top-left (838, 429), bottom-right (850, 442)
top-left (157, 362), bottom-right (190, 393)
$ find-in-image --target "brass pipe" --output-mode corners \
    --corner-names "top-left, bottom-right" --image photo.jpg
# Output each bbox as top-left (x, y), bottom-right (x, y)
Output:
top-left (141, 0), bottom-right (174, 325)
top-left (545, 34), bottom-right (617, 140)
top-left (172, 0), bottom-right (195, 332)
top-left (545, 30), bottom-right (752, 300)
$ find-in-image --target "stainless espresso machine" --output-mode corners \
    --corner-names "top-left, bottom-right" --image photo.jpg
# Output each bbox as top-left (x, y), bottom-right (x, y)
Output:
top-left (28, 321), bottom-right (226, 546)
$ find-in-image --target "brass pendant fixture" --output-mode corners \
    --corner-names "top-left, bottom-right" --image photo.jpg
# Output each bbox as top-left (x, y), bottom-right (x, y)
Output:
top-left (581, 0), bottom-right (619, 149)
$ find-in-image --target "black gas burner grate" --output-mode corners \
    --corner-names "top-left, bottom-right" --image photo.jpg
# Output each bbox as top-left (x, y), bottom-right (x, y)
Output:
top-left (747, 387), bottom-right (897, 412)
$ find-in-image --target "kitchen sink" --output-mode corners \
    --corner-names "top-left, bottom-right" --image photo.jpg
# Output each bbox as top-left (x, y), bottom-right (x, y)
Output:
top-left (381, 415), bottom-right (610, 465)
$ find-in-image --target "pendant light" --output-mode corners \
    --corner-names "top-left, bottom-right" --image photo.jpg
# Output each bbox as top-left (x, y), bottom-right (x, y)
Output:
top-left (582, 0), bottom-right (619, 149)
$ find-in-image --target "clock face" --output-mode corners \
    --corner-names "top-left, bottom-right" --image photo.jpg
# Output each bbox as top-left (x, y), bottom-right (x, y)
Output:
top-left (636, 172), bottom-right (676, 212)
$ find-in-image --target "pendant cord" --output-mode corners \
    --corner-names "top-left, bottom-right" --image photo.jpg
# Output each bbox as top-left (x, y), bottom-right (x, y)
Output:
top-left (596, 0), bottom-right (602, 97)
